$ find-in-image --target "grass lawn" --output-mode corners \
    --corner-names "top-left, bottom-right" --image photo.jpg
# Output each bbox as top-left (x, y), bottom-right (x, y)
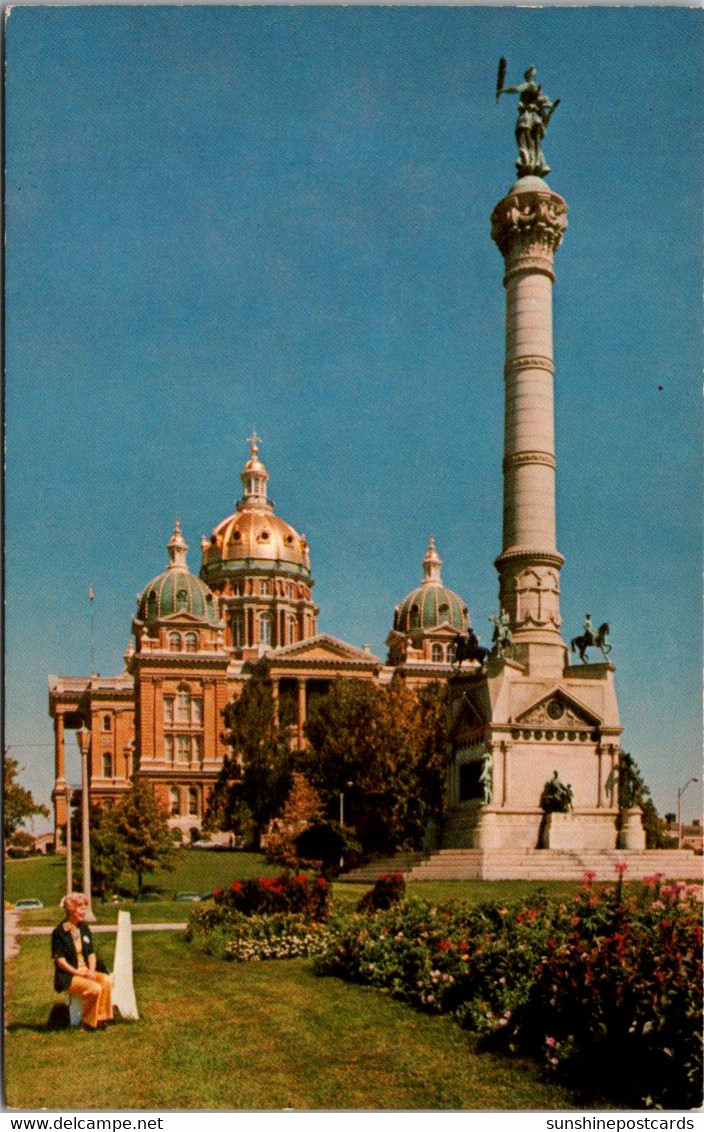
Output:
top-left (6, 854), bottom-right (637, 926)
top-left (5, 932), bottom-right (581, 1110)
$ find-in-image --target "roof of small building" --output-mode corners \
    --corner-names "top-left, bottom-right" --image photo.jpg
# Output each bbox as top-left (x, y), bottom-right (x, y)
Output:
top-left (393, 537), bottom-right (469, 634)
top-left (137, 521), bottom-right (219, 627)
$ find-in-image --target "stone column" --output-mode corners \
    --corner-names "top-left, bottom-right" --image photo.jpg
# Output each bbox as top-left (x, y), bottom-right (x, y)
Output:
top-left (491, 179), bottom-right (568, 674)
top-left (52, 713), bottom-right (68, 847)
top-left (271, 679), bottom-right (279, 726)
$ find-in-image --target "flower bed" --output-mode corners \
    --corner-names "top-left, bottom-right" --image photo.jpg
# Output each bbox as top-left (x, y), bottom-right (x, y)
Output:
top-left (188, 909), bottom-right (332, 962)
top-left (315, 876), bottom-right (702, 1109)
top-left (211, 871), bottom-right (330, 919)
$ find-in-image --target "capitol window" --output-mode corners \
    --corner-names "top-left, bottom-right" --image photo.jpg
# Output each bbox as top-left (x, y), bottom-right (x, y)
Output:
top-left (191, 735), bottom-right (203, 763)
top-left (102, 752), bottom-right (112, 778)
top-left (175, 686), bottom-right (191, 723)
top-left (170, 787), bottom-right (180, 816)
top-left (168, 632), bottom-right (181, 652)
top-left (175, 588), bottom-right (189, 612)
top-left (177, 735), bottom-right (191, 762)
top-left (191, 698), bottom-right (203, 725)
top-left (188, 787), bottom-right (199, 817)
top-left (232, 612), bottom-right (244, 646)
top-left (184, 632), bottom-right (198, 652)
top-left (165, 735), bottom-right (174, 761)
top-left (164, 697), bottom-right (174, 724)
top-left (259, 616), bottom-right (272, 645)
top-left (102, 714), bottom-right (111, 732)
top-left (432, 644), bottom-right (444, 663)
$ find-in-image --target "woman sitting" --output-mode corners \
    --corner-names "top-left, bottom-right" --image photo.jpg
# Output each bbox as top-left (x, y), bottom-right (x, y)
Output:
top-left (51, 892), bottom-right (113, 1030)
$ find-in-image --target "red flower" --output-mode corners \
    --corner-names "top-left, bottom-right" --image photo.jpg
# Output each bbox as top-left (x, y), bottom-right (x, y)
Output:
top-left (438, 939), bottom-right (449, 951)
top-left (230, 881), bottom-right (243, 893)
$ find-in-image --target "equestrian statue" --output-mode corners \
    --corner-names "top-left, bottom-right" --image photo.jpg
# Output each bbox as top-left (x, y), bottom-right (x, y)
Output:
top-left (570, 612), bottom-right (612, 664)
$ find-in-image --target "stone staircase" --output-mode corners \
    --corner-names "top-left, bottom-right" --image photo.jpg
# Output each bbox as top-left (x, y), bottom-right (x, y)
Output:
top-left (338, 850), bottom-right (424, 884)
top-left (406, 847), bottom-right (702, 883)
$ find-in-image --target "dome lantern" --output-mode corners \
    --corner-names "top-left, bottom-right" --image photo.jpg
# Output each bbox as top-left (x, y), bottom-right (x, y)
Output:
top-left (167, 519), bottom-right (188, 569)
top-left (239, 429), bottom-right (271, 512)
top-left (422, 535), bottom-right (443, 585)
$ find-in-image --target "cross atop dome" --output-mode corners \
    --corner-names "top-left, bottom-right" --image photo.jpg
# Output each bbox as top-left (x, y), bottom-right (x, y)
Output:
top-left (248, 428), bottom-right (261, 457)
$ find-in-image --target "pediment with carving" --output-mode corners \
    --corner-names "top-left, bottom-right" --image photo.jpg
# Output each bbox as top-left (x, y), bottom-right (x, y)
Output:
top-left (515, 689), bottom-right (601, 728)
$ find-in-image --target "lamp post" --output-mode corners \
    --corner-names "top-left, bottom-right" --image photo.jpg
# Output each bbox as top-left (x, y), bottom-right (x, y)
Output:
top-left (64, 784), bottom-right (73, 897)
top-left (677, 776), bottom-right (698, 849)
top-left (77, 724), bottom-right (95, 921)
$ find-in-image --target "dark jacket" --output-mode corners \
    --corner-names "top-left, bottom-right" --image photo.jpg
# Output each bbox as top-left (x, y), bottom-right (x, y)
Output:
top-left (51, 921), bottom-right (95, 992)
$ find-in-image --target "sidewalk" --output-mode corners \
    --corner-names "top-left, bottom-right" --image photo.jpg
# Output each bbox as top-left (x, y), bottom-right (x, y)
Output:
top-left (19, 922), bottom-right (188, 935)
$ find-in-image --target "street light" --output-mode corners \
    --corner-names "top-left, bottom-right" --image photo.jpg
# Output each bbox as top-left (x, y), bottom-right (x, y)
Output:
top-left (677, 776), bottom-right (699, 849)
top-left (76, 724), bottom-right (95, 921)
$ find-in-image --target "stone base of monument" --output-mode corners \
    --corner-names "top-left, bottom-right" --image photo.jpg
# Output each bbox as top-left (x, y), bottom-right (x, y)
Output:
top-left (442, 804), bottom-right (620, 851)
top-left (538, 811), bottom-right (618, 850)
top-left (617, 807), bottom-right (647, 851)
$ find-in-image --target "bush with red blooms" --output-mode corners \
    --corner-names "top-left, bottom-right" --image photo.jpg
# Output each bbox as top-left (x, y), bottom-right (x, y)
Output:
top-left (213, 871), bottom-right (330, 921)
top-left (356, 872), bottom-right (406, 913)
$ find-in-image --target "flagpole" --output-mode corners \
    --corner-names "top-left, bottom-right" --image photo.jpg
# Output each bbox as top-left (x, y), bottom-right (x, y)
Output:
top-left (89, 584), bottom-right (95, 675)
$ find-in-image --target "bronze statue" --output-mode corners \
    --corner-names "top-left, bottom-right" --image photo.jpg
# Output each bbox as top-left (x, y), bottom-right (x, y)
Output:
top-left (496, 59), bottom-right (560, 178)
top-left (540, 770), bottom-right (573, 814)
top-left (570, 618), bottom-right (612, 663)
top-left (489, 609), bottom-right (513, 660)
top-left (452, 627), bottom-right (490, 670)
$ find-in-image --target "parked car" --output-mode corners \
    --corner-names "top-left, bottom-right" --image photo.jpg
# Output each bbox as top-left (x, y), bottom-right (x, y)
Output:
top-left (134, 891), bottom-right (162, 903)
top-left (174, 891), bottom-right (202, 902)
top-left (14, 898), bottom-right (44, 909)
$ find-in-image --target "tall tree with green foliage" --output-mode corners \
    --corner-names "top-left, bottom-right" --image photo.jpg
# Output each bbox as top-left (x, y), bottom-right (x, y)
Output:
top-left (3, 755), bottom-right (49, 841)
top-left (303, 678), bottom-right (450, 854)
top-left (209, 682), bottom-right (292, 849)
top-left (114, 781), bottom-right (175, 891)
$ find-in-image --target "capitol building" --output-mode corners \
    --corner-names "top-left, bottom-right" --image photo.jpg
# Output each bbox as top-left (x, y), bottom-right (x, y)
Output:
top-left (49, 435), bottom-right (471, 844)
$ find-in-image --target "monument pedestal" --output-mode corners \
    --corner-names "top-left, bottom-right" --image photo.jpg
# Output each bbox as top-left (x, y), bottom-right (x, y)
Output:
top-left (617, 807), bottom-right (646, 850)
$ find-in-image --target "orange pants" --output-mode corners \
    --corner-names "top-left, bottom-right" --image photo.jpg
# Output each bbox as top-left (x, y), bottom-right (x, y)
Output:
top-left (67, 971), bottom-right (113, 1029)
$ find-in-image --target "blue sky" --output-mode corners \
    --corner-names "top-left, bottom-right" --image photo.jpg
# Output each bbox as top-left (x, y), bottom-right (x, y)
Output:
top-left (5, 4), bottom-right (702, 825)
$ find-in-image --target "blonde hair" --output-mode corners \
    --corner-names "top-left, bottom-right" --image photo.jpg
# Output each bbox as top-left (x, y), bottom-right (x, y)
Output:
top-left (64, 892), bottom-right (87, 915)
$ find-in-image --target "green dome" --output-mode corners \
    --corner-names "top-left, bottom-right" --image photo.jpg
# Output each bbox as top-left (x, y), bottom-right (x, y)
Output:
top-left (137, 521), bottom-right (219, 627)
top-left (394, 584), bottom-right (468, 633)
top-left (393, 537), bottom-right (469, 634)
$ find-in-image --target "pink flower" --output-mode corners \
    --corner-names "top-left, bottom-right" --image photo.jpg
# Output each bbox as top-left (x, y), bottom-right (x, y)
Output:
top-left (545, 1036), bottom-right (557, 1048)
top-left (583, 870), bottom-right (597, 884)
top-left (615, 862), bottom-right (628, 875)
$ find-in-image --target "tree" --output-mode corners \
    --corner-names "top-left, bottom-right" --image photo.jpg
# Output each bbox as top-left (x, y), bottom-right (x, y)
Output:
top-left (208, 682), bottom-right (292, 849)
top-left (266, 772), bottom-right (324, 866)
top-left (3, 755), bottom-right (49, 841)
top-left (82, 804), bottom-right (130, 899)
top-left (302, 678), bottom-right (451, 855)
top-left (113, 781), bottom-right (175, 891)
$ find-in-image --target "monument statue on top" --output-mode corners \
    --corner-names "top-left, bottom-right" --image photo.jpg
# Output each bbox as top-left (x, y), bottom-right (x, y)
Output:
top-left (495, 59), bottom-right (560, 178)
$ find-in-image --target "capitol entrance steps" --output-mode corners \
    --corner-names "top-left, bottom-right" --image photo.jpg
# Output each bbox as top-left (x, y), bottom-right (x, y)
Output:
top-left (337, 850), bottom-right (424, 884)
top-left (405, 848), bottom-right (702, 882)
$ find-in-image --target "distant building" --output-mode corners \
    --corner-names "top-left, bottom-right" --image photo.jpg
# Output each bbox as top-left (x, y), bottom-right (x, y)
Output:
top-left (49, 438), bottom-right (472, 844)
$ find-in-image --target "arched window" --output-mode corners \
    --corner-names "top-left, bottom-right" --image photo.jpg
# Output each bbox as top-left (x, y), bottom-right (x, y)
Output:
top-left (168, 632), bottom-right (181, 653)
top-left (188, 788), bottom-right (199, 817)
top-left (170, 787), bottom-right (180, 816)
top-left (432, 644), bottom-right (444, 663)
top-left (259, 616), bottom-right (272, 646)
top-left (102, 752), bottom-right (112, 777)
top-left (184, 632), bottom-right (198, 653)
top-left (175, 686), bottom-right (191, 723)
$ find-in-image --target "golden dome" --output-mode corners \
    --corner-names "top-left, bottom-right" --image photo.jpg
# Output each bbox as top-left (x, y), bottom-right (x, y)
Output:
top-left (200, 435), bottom-right (312, 583)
